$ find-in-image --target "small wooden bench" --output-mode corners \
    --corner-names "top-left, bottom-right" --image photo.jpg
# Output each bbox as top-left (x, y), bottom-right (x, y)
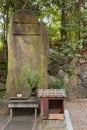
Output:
top-left (8, 97), bottom-right (39, 120)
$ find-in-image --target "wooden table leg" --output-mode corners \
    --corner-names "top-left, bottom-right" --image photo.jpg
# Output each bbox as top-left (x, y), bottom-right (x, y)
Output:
top-left (10, 108), bottom-right (13, 119)
top-left (35, 108), bottom-right (37, 119)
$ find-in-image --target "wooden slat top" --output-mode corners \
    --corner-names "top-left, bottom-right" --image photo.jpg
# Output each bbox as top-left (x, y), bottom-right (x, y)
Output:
top-left (48, 114), bottom-right (64, 120)
top-left (8, 97), bottom-right (39, 103)
top-left (38, 89), bottom-right (67, 98)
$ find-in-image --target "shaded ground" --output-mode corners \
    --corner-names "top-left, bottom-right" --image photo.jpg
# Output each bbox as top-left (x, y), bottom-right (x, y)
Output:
top-left (0, 99), bottom-right (87, 130)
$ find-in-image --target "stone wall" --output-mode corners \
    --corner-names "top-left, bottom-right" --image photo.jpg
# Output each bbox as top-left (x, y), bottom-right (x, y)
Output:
top-left (0, 100), bottom-right (9, 115)
top-left (48, 50), bottom-right (87, 99)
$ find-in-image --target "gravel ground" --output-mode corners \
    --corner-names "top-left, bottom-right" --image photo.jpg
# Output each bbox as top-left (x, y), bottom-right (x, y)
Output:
top-left (65, 99), bottom-right (87, 130)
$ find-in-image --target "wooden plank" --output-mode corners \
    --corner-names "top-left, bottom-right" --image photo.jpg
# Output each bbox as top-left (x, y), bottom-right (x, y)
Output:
top-left (8, 103), bottom-right (39, 108)
top-left (48, 114), bottom-right (64, 120)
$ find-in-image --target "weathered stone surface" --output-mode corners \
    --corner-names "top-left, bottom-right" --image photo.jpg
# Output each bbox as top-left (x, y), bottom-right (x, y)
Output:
top-left (75, 63), bottom-right (81, 75)
top-left (77, 79), bottom-right (82, 85)
top-left (69, 74), bottom-right (78, 87)
top-left (63, 63), bottom-right (69, 70)
top-left (0, 76), bottom-right (6, 83)
top-left (82, 51), bottom-right (87, 59)
top-left (0, 100), bottom-right (9, 114)
top-left (78, 85), bottom-right (87, 98)
top-left (81, 64), bottom-right (87, 71)
top-left (69, 57), bottom-right (78, 68)
top-left (79, 58), bottom-right (86, 64)
top-left (58, 69), bottom-right (65, 76)
top-left (48, 75), bottom-right (56, 88)
top-left (64, 73), bottom-right (69, 84)
top-left (6, 9), bottom-right (49, 97)
top-left (48, 63), bottom-right (60, 76)
top-left (0, 82), bottom-right (6, 90)
top-left (13, 10), bottom-right (39, 23)
top-left (82, 79), bottom-right (87, 88)
top-left (13, 23), bottom-right (40, 35)
top-left (80, 71), bottom-right (87, 79)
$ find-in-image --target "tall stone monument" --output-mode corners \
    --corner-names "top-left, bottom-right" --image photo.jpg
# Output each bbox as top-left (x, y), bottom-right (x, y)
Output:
top-left (6, 9), bottom-right (49, 97)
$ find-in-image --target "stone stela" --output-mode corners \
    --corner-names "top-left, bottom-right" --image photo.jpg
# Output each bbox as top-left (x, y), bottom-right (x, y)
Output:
top-left (6, 9), bottom-right (49, 97)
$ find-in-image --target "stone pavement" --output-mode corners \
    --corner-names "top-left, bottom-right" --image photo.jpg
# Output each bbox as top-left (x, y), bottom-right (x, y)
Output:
top-left (2, 116), bottom-right (35, 130)
top-left (1, 99), bottom-right (87, 130)
top-left (0, 115), bottom-right (9, 130)
top-left (0, 115), bottom-right (66, 130)
top-left (34, 117), bottom-right (66, 130)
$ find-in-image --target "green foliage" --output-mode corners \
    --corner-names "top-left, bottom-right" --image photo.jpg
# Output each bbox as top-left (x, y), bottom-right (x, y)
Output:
top-left (51, 73), bottom-right (72, 97)
top-left (0, 0), bottom-right (87, 64)
top-left (51, 73), bottom-right (65, 89)
top-left (26, 69), bottom-right (41, 90)
top-left (49, 48), bottom-right (70, 66)
top-left (0, 42), bottom-right (4, 48)
top-left (0, 60), bottom-right (8, 78)
top-left (49, 48), bottom-right (59, 64)
top-left (65, 68), bottom-right (75, 76)
top-left (0, 91), bottom-right (5, 99)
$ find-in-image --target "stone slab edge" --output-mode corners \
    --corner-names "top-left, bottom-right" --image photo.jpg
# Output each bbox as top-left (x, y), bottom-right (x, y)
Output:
top-left (64, 109), bottom-right (73, 130)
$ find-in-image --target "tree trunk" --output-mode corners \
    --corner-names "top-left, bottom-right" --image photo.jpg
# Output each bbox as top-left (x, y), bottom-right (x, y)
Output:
top-left (60, 1), bottom-right (67, 41)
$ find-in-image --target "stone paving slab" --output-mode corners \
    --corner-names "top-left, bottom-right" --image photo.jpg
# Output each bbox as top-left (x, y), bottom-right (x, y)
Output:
top-left (4, 121), bottom-right (33, 130)
top-left (3, 116), bottom-right (34, 130)
top-left (0, 115), bottom-right (9, 130)
top-left (34, 117), bottom-right (66, 130)
top-left (1, 110), bottom-right (73, 130)
top-left (1, 115), bottom-right (67, 130)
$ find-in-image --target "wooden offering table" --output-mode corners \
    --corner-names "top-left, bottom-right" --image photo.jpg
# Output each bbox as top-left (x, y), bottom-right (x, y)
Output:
top-left (8, 97), bottom-right (39, 119)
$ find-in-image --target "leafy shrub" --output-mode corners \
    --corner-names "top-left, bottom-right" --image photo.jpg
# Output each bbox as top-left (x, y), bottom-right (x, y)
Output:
top-left (65, 68), bottom-right (75, 76)
top-left (0, 91), bottom-right (6, 99)
top-left (0, 60), bottom-right (8, 78)
top-left (26, 69), bottom-right (41, 91)
top-left (51, 73), bottom-right (65, 89)
top-left (51, 73), bottom-right (71, 98)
